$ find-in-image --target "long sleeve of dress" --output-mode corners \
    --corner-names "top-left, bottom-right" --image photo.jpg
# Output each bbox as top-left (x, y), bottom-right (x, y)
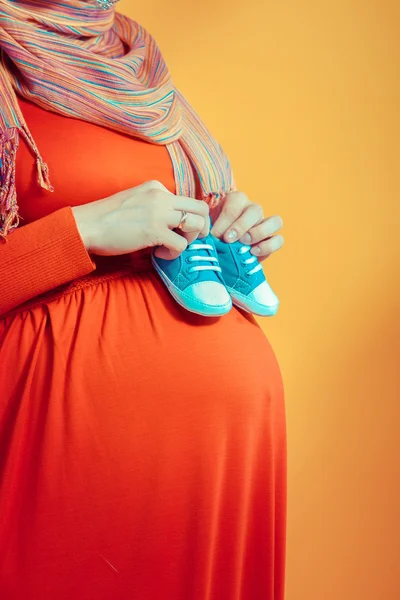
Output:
top-left (0, 206), bottom-right (96, 317)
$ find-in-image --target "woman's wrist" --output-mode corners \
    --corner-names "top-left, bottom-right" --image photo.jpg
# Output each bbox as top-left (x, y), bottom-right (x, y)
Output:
top-left (71, 205), bottom-right (94, 252)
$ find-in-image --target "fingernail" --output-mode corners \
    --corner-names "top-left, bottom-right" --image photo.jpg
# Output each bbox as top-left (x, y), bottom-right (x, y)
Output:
top-left (251, 246), bottom-right (261, 255)
top-left (227, 229), bottom-right (238, 241)
top-left (241, 233), bottom-right (251, 244)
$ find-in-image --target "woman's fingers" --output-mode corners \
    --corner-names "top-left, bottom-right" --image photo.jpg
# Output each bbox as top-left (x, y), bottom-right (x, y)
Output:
top-left (210, 191), bottom-right (249, 239)
top-left (157, 208), bottom-right (207, 259)
top-left (250, 235), bottom-right (284, 261)
top-left (220, 203), bottom-right (264, 243)
top-left (154, 229), bottom-right (188, 260)
top-left (174, 197), bottom-right (210, 237)
top-left (239, 215), bottom-right (283, 245)
top-left (167, 210), bottom-right (207, 247)
top-left (169, 210), bottom-right (206, 235)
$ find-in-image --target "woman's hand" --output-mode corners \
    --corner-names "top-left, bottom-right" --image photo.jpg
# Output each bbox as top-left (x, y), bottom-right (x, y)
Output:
top-left (71, 180), bottom-right (210, 260)
top-left (210, 191), bottom-right (284, 261)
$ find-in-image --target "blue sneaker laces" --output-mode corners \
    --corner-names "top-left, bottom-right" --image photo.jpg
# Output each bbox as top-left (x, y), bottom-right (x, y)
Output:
top-left (237, 244), bottom-right (263, 277)
top-left (186, 241), bottom-right (222, 274)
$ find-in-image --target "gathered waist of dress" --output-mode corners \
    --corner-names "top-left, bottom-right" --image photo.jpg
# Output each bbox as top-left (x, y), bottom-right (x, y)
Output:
top-left (1, 250), bottom-right (154, 321)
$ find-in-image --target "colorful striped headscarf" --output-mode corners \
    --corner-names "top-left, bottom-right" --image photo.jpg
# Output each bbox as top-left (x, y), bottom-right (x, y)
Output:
top-left (0, 0), bottom-right (235, 237)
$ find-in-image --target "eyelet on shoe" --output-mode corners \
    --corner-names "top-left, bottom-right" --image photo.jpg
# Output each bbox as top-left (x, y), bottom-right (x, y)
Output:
top-left (185, 257), bottom-right (192, 263)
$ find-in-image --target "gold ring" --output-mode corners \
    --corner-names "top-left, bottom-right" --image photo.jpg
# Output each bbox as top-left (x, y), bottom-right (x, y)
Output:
top-left (177, 210), bottom-right (188, 230)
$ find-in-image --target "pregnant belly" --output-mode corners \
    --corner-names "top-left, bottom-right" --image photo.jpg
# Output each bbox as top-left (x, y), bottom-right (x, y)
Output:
top-left (0, 266), bottom-right (285, 599)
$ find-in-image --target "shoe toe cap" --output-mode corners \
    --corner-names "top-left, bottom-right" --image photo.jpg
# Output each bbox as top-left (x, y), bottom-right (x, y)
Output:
top-left (188, 281), bottom-right (232, 305)
top-left (248, 281), bottom-right (279, 313)
top-left (186, 281), bottom-right (232, 314)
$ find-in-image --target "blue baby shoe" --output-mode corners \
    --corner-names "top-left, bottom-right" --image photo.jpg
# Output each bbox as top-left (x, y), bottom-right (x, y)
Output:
top-left (152, 234), bottom-right (232, 317)
top-left (214, 238), bottom-right (279, 316)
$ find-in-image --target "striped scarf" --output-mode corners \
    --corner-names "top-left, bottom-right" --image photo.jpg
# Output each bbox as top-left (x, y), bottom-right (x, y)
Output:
top-left (0, 0), bottom-right (235, 238)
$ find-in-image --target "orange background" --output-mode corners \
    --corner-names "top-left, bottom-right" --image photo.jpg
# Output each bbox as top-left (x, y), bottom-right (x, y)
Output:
top-left (120, 1), bottom-right (400, 598)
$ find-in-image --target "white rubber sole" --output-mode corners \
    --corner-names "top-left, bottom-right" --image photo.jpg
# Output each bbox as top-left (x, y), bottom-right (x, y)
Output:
top-left (229, 289), bottom-right (279, 317)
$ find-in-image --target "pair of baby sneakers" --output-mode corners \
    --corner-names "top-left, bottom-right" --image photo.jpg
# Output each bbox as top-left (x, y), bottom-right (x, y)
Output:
top-left (152, 232), bottom-right (279, 317)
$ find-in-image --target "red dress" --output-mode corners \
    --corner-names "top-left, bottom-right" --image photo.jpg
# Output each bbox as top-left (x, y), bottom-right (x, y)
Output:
top-left (0, 98), bottom-right (286, 599)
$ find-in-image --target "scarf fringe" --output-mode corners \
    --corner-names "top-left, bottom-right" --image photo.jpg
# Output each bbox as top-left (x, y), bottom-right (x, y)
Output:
top-left (0, 128), bottom-right (20, 240)
top-left (18, 126), bottom-right (54, 194)
top-left (0, 128), bottom-right (54, 240)
top-left (36, 157), bottom-right (54, 193)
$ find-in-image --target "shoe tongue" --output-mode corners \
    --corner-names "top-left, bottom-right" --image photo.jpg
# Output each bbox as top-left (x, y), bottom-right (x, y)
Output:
top-left (188, 235), bottom-right (222, 283)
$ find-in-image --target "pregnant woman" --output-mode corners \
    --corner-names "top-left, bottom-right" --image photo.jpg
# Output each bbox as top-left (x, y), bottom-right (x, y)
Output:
top-left (0, 1), bottom-right (286, 598)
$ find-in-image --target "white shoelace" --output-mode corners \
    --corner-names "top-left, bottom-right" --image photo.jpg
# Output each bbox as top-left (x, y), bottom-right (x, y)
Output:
top-left (186, 243), bottom-right (222, 273)
top-left (238, 245), bottom-right (263, 277)
top-left (187, 242), bottom-right (262, 277)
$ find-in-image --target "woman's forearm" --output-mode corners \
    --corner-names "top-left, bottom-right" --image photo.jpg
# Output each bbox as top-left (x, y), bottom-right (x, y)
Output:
top-left (0, 207), bottom-right (95, 317)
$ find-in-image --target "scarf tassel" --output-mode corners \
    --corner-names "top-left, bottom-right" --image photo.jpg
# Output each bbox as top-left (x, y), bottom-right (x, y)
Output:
top-left (0, 128), bottom-right (20, 240)
top-left (0, 128), bottom-right (54, 240)
top-left (36, 156), bottom-right (54, 193)
top-left (18, 125), bottom-right (54, 194)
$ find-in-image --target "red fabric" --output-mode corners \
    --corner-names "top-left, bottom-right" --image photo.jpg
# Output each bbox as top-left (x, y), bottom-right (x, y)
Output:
top-left (0, 207), bottom-right (95, 317)
top-left (0, 98), bottom-right (286, 599)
